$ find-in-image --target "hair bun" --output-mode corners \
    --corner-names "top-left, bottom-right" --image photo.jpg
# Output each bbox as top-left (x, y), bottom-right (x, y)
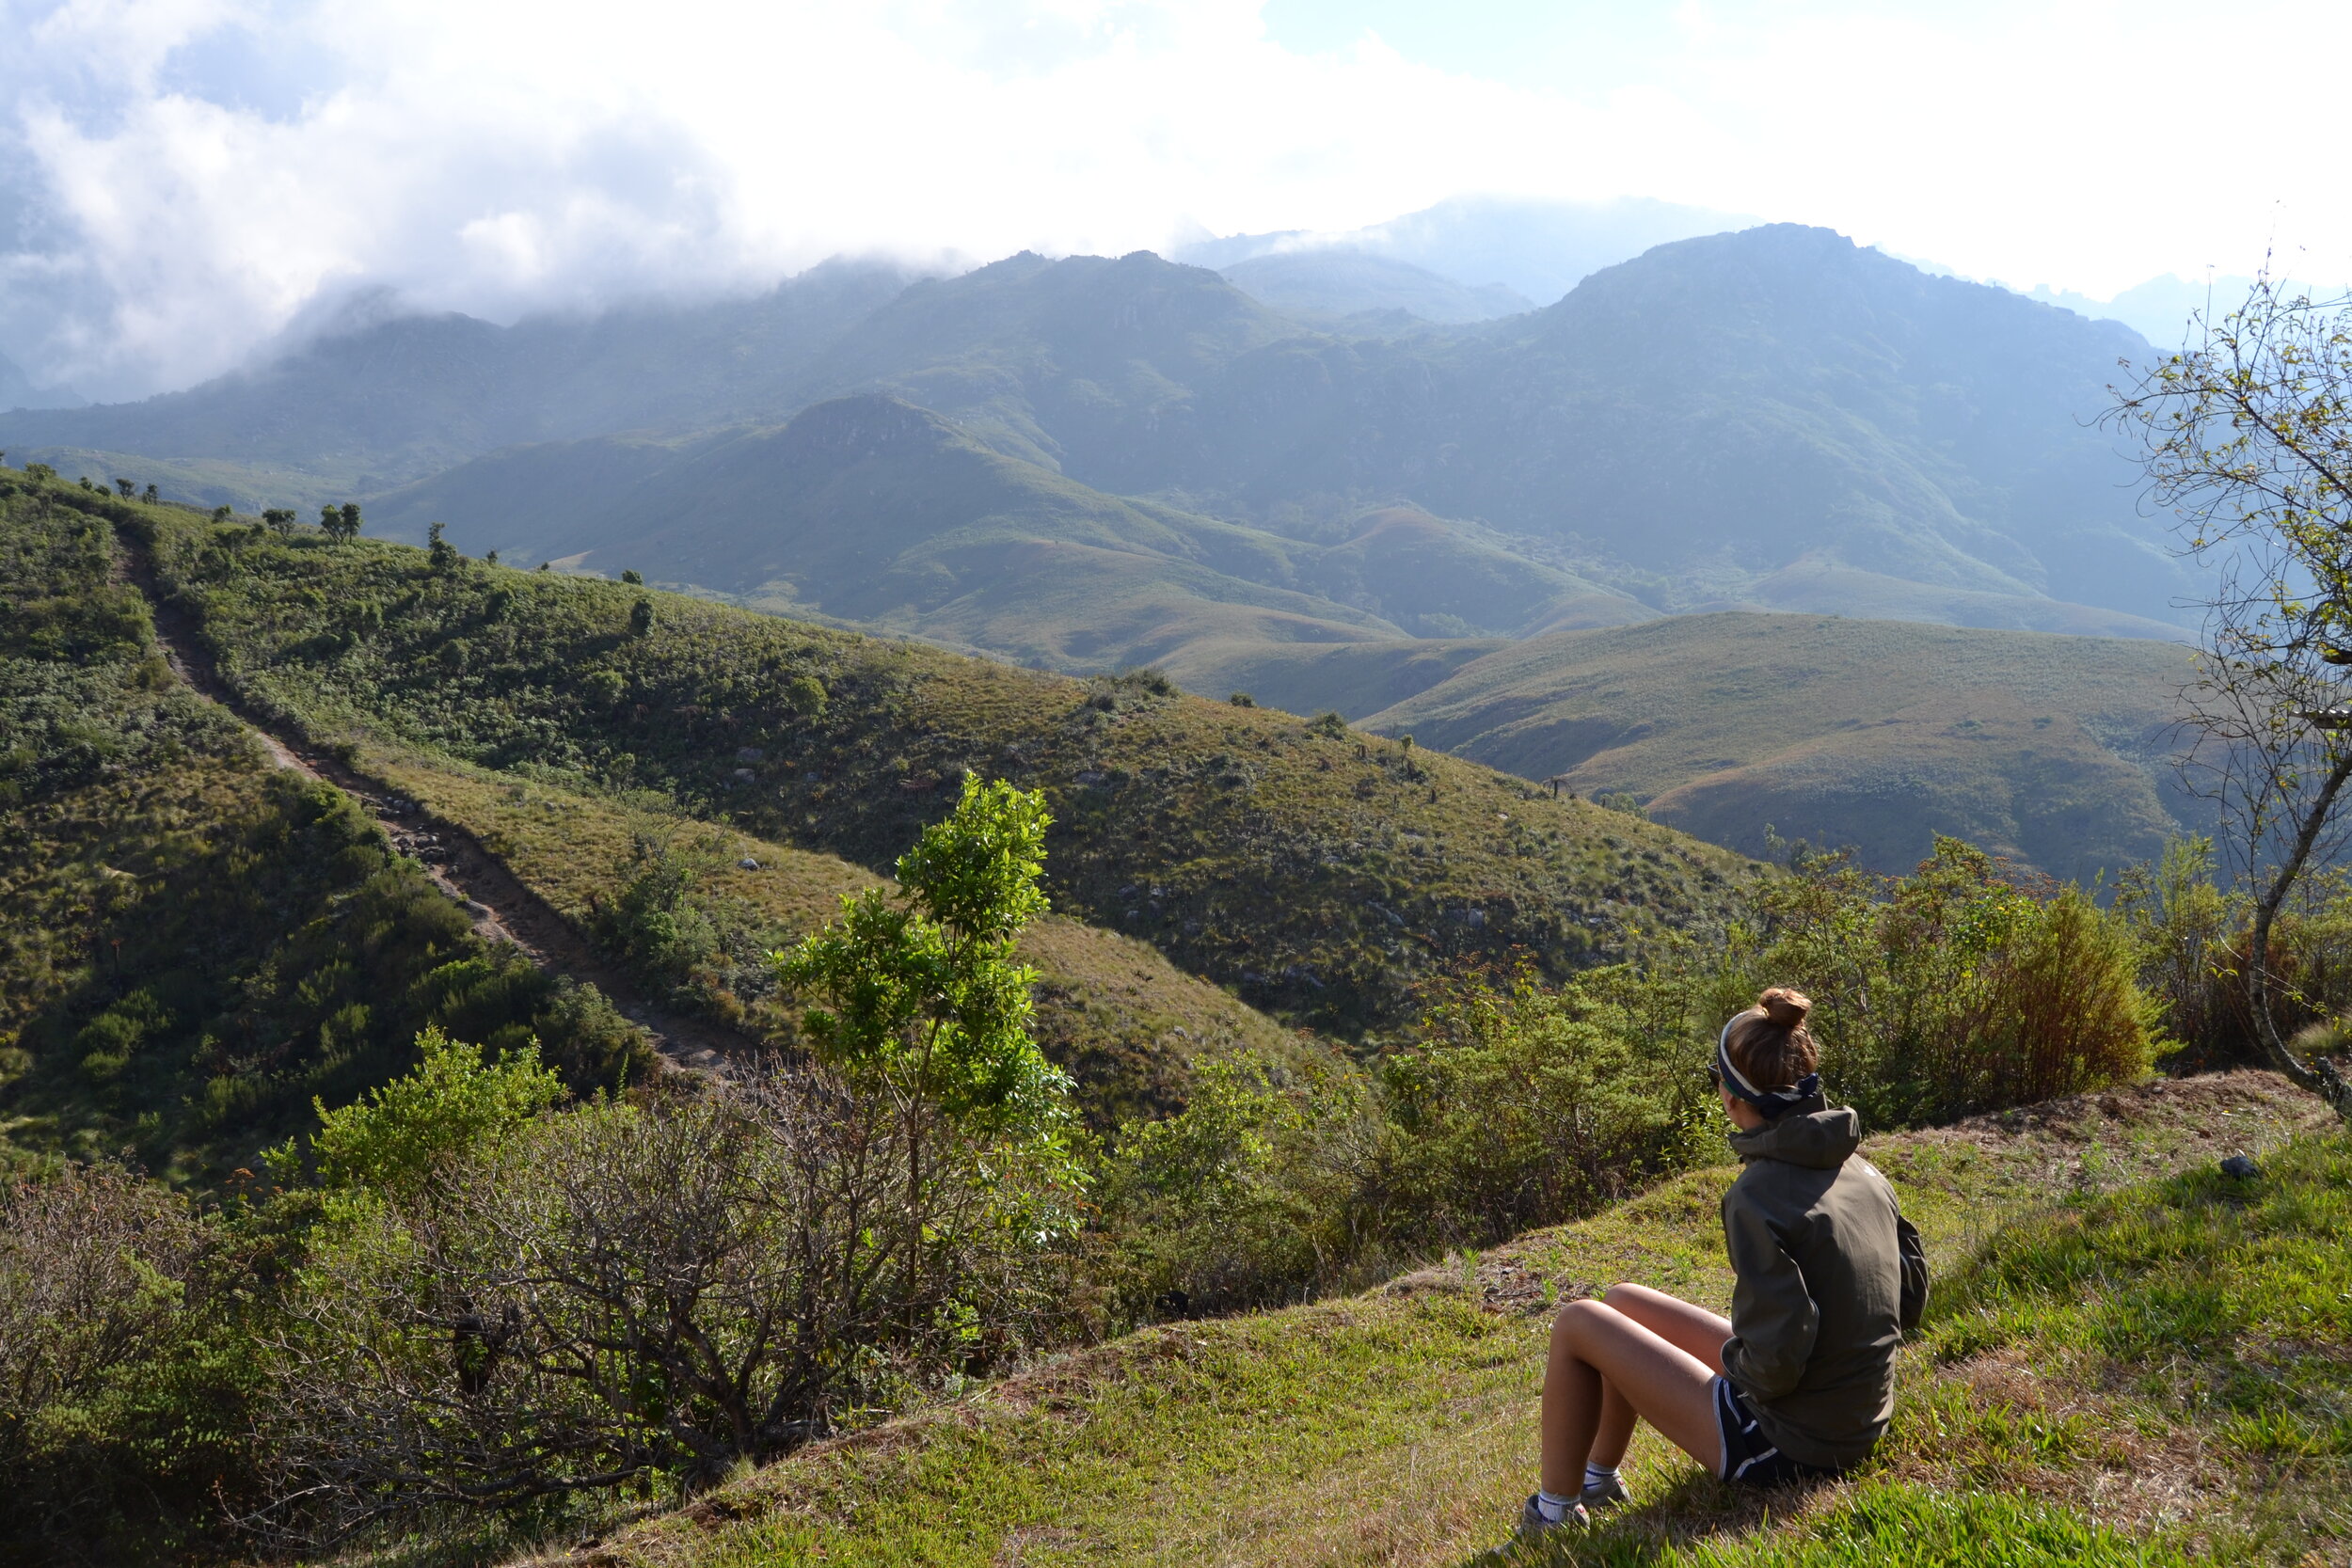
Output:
top-left (1757, 987), bottom-right (1812, 1027)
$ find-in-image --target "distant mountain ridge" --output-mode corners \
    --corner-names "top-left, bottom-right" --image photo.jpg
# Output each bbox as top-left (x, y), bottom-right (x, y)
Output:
top-left (0, 259), bottom-right (914, 490)
top-left (1217, 249), bottom-right (1534, 325)
top-left (1174, 193), bottom-right (1758, 305)
top-left (369, 393), bottom-right (1654, 670)
top-left (1, 220), bottom-right (2222, 881)
top-left (3, 224), bottom-right (2187, 632)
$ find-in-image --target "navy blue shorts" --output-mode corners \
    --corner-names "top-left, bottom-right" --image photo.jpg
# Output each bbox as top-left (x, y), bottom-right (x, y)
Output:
top-left (1712, 1377), bottom-right (1836, 1487)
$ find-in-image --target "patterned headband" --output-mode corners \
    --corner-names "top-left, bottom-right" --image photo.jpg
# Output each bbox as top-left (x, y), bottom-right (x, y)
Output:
top-left (1716, 1013), bottom-right (1822, 1119)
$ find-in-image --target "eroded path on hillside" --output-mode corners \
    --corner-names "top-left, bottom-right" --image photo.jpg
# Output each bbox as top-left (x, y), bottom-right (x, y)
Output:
top-left (118, 533), bottom-right (752, 1074)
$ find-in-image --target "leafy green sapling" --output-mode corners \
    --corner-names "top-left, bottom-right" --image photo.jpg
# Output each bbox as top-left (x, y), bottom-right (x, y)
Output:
top-left (776, 776), bottom-right (1082, 1275)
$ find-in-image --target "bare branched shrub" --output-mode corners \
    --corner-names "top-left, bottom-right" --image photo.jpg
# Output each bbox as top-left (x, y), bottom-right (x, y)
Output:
top-left (262, 1063), bottom-right (1068, 1544)
top-left (2107, 274), bottom-right (2352, 1115)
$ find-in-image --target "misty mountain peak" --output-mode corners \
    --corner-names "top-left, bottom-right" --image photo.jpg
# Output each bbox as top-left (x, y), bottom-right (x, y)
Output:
top-left (776, 394), bottom-right (964, 465)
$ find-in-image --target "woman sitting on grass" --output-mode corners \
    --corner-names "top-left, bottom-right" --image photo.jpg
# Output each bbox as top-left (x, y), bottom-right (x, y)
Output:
top-left (1520, 987), bottom-right (1928, 1534)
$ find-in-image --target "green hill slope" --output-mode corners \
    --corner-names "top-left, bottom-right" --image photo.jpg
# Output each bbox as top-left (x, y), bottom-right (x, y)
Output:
top-left (142, 512), bottom-right (1752, 1036)
top-left (1351, 612), bottom-right (2202, 879)
top-left (509, 1073), bottom-right (2343, 1568)
top-left (0, 481), bottom-right (649, 1184)
top-left (353, 743), bottom-right (1324, 1129)
top-left (0, 477), bottom-right (1339, 1164)
top-left (366, 400), bottom-right (1650, 670)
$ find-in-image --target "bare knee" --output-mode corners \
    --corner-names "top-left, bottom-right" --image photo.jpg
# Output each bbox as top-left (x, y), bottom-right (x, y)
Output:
top-left (1549, 1296), bottom-right (1613, 1346)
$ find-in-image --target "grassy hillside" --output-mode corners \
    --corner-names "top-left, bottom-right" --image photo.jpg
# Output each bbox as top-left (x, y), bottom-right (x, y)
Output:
top-left (0, 475), bottom-right (1329, 1168)
top-left (1352, 612), bottom-right (2202, 880)
top-left (140, 510), bottom-right (1753, 1037)
top-left (0, 481), bottom-right (648, 1185)
top-left (506, 1072), bottom-right (2343, 1568)
top-left (367, 404), bottom-right (1649, 673)
top-left (354, 741), bottom-right (1323, 1128)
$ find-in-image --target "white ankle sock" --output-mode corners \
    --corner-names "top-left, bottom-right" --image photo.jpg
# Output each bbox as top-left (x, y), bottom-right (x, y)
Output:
top-left (1583, 1462), bottom-right (1620, 1492)
top-left (1534, 1489), bottom-right (1577, 1522)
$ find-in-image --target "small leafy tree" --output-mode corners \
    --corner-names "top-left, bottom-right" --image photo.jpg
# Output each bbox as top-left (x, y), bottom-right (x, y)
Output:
top-left (628, 596), bottom-right (653, 637)
top-left (114, 477), bottom-right (134, 499)
top-left (426, 520), bottom-right (457, 573)
top-left (262, 508), bottom-right (297, 534)
top-left (141, 483), bottom-right (159, 504)
top-left (775, 776), bottom-right (1082, 1301)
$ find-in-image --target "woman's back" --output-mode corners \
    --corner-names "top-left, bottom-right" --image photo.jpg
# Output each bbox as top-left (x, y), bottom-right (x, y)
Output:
top-left (1721, 1103), bottom-right (1910, 1470)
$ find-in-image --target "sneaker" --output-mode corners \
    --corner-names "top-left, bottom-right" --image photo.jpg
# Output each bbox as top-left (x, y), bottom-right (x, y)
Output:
top-left (1518, 1493), bottom-right (1590, 1536)
top-left (1580, 1473), bottom-right (1629, 1510)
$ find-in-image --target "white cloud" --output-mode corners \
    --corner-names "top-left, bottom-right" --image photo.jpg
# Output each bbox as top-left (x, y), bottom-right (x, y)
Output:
top-left (2, 0), bottom-right (2346, 400)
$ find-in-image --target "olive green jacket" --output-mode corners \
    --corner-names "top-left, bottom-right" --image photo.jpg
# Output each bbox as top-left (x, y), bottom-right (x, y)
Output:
top-left (1720, 1101), bottom-right (1928, 1470)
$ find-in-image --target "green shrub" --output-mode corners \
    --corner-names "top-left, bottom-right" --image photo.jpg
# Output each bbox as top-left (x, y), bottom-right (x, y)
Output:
top-left (1092, 1053), bottom-right (1383, 1318)
top-left (1748, 837), bottom-right (2155, 1126)
top-left (0, 1164), bottom-right (264, 1564)
top-left (265, 785), bottom-right (1086, 1535)
top-left (1380, 961), bottom-right (1708, 1244)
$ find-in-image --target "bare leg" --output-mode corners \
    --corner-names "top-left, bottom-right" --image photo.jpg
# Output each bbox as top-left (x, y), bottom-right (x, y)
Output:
top-left (1539, 1299), bottom-right (1724, 1498)
top-left (1601, 1282), bottom-right (1734, 1370)
top-left (1589, 1377), bottom-right (1637, 1470)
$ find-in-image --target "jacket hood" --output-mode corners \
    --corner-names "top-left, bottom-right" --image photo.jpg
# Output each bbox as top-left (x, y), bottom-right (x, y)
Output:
top-left (1728, 1100), bottom-right (1861, 1170)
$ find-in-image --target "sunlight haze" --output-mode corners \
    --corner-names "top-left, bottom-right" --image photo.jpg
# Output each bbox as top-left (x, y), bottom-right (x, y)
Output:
top-left (3, 0), bottom-right (2344, 398)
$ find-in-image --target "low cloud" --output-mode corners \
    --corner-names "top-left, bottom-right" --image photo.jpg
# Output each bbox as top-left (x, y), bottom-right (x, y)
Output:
top-left (3, 0), bottom-right (2347, 401)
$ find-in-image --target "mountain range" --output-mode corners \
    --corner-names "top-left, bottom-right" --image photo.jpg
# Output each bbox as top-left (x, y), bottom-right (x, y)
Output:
top-left (0, 217), bottom-right (2217, 876)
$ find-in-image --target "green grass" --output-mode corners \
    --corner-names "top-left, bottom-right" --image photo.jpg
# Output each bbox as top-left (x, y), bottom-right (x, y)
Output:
top-left (483, 1072), bottom-right (2337, 1568)
top-left (1541, 1482), bottom-right (2199, 1566)
top-left (138, 506), bottom-right (1754, 1038)
top-left (0, 479), bottom-right (647, 1184)
top-left (1339, 612), bottom-right (2202, 881)
top-left (358, 741), bottom-right (1327, 1127)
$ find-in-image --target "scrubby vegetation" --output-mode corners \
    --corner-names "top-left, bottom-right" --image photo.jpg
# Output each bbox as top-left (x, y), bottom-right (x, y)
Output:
top-left (136, 507), bottom-right (1752, 1037)
top-left (0, 479), bottom-right (648, 1185)
top-left (501, 1079), bottom-right (2343, 1568)
top-left (347, 742), bottom-right (1325, 1131)
top-left (3, 480), bottom-right (2344, 1565)
top-left (1089, 832), bottom-right (2171, 1319)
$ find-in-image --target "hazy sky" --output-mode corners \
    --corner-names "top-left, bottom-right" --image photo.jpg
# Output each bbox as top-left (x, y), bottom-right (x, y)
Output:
top-left (5, 0), bottom-right (2346, 400)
